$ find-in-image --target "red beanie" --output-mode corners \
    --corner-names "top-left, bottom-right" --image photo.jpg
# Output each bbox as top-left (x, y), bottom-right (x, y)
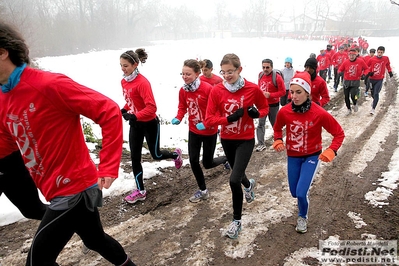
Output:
top-left (290, 71), bottom-right (311, 94)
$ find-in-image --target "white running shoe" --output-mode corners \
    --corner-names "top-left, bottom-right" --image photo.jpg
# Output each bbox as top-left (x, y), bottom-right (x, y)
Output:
top-left (296, 217), bottom-right (308, 233)
top-left (189, 189), bottom-right (209, 203)
top-left (255, 144), bottom-right (266, 152)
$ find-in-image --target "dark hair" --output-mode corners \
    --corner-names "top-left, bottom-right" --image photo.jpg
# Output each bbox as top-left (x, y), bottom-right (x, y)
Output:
top-left (220, 53), bottom-right (241, 68)
top-left (369, 48), bottom-right (376, 53)
top-left (183, 59), bottom-right (201, 74)
top-left (377, 46), bottom-right (385, 52)
top-left (0, 21), bottom-right (30, 66)
top-left (200, 59), bottom-right (213, 69)
top-left (120, 48), bottom-right (148, 65)
top-left (261, 58), bottom-right (273, 67)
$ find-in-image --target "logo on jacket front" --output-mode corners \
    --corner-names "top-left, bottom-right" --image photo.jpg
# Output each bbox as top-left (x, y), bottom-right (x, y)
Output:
top-left (6, 111), bottom-right (44, 176)
top-left (373, 63), bottom-right (382, 76)
top-left (187, 96), bottom-right (202, 125)
top-left (349, 65), bottom-right (358, 77)
top-left (224, 96), bottom-right (244, 134)
top-left (288, 120), bottom-right (308, 153)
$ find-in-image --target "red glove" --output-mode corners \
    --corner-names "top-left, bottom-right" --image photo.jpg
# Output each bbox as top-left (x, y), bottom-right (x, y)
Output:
top-left (272, 139), bottom-right (285, 152)
top-left (319, 148), bottom-right (336, 162)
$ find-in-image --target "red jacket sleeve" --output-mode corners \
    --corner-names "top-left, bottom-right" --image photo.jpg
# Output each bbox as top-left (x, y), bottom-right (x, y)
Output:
top-left (269, 75), bottom-right (286, 99)
top-left (319, 81), bottom-right (330, 107)
top-left (175, 88), bottom-right (188, 121)
top-left (321, 111), bottom-right (345, 152)
top-left (53, 75), bottom-right (123, 178)
top-left (273, 106), bottom-right (288, 140)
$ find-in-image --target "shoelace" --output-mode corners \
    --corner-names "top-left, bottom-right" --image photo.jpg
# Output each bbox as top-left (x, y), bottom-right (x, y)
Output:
top-left (298, 218), bottom-right (306, 227)
top-left (229, 221), bottom-right (240, 230)
top-left (194, 191), bottom-right (203, 198)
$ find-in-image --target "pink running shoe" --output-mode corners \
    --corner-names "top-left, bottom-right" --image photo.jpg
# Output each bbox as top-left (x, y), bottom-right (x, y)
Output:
top-left (124, 189), bottom-right (146, 204)
top-left (173, 148), bottom-right (183, 169)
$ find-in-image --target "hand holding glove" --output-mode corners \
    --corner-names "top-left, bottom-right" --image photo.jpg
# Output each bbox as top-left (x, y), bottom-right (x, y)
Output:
top-left (389, 71), bottom-right (393, 78)
top-left (272, 139), bottom-right (285, 152)
top-left (319, 148), bottom-right (336, 162)
top-left (247, 106), bottom-right (260, 118)
top-left (171, 118), bottom-right (181, 125)
top-left (227, 108), bottom-right (244, 123)
top-left (196, 122), bottom-right (205, 130)
top-left (367, 71), bottom-right (374, 78)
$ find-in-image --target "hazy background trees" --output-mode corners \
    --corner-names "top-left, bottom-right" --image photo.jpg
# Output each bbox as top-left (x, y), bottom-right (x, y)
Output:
top-left (0, 0), bottom-right (398, 58)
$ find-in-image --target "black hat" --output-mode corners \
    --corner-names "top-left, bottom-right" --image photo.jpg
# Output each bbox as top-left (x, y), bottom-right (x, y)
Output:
top-left (369, 49), bottom-right (376, 53)
top-left (304, 57), bottom-right (318, 71)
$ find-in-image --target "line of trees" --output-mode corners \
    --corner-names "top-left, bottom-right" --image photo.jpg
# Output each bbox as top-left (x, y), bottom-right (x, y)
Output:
top-left (0, 0), bottom-right (398, 58)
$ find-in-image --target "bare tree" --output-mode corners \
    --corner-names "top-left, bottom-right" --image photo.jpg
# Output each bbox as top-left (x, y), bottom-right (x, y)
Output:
top-left (215, 0), bottom-right (230, 35)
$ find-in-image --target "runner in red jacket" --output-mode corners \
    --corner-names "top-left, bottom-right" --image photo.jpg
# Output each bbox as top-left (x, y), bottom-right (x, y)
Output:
top-left (172, 59), bottom-right (229, 203)
top-left (199, 59), bottom-right (223, 86)
top-left (331, 46), bottom-right (349, 92)
top-left (205, 53), bottom-right (269, 239)
top-left (362, 48), bottom-right (376, 96)
top-left (325, 44), bottom-right (336, 81)
top-left (367, 46), bottom-right (393, 115)
top-left (316, 49), bottom-right (331, 81)
top-left (273, 71), bottom-right (344, 234)
top-left (256, 58), bottom-right (286, 152)
top-left (338, 48), bottom-right (370, 115)
top-left (304, 57), bottom-right (330, 107)
top-left (0, 21), bottom-right (136, 266)
top-left (120, 49), bottom-right (182, 204)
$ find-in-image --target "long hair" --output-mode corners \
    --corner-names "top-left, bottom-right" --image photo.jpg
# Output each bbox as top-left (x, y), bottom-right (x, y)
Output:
top-left (0, 21), bottom-right (30, 66)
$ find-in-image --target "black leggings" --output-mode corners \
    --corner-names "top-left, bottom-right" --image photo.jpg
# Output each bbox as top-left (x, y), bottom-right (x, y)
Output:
top-left (0, 151), bottom-right (46, 220)
top-left (129, 117), bottom-right (176, 191)
top-left (188, 131), bottom-right (228, 191)
top-left (26, 195), bottom-right (128, 266)
top-left (333, 68), bottom-right (343, 89)
top-left (221, 138), bottom-right (254, 220)
top-left (344, 86), bottom-right (360, 109)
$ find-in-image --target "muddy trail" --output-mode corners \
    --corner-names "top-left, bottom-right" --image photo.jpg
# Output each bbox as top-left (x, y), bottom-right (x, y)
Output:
top-left (0, 76), bottom-right (398, 266)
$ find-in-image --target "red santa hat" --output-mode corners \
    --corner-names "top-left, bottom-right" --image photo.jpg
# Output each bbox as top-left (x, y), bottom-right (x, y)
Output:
top-left (290, 71), bottom-right (311, 94)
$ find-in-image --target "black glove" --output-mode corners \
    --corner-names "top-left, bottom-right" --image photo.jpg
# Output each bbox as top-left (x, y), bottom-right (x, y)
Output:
top-left (227, 108), bottom-right (244, 123)
top-left (122, 112), bottom-right (132, 121)
top-left (121, 109), bottom-right (131, 121)
top-left (338, 72), bottom-right (344, 77)
top-left (389, 71), bottom-right (393, 78)
top-left (366, 72), bottom-right (374, 78)
top-left (247, 106), bottom-right (260, 118)
top-left (360, 74), bottom-right (365, 80)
